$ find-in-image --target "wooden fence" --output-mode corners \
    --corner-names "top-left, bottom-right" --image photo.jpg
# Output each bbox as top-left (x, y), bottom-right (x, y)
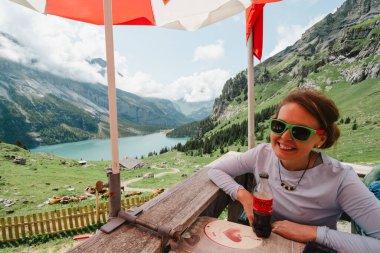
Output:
top-left (0, 194), bottom-right (155, 242)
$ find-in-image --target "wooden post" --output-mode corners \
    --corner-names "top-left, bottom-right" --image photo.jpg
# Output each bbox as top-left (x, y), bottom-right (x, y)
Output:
top-left (89, 205), bottom-right (95, 225)
top-left (96, 190), bottom-right (100, 223)
top-left (26, 215), bottom-right (33, 236)
top-left (56, 210), bottom-right (63, 233)
top-left (121, 199), bottom-right (125, 210)
top-left (73, 208), bottom-right (79, 229)
top-left (68, 208), bottom-right (74, 229)
top-left (1, 217), bottom-right (6, 241)
top-left (84, 206), bottom-right (90, 226)
top-left (14, 216), bottom-right (19, 240)
top-left (32, 214), bottom-right (39, 235)
top-left (20, 216), bottom-right (26, 238)
top-left (247, 28), bottom-right (255, 149)
top-left (79, 206), bottom-right (85, 228)
top-left (62, 209), bottom-right (68, 231)
top-left (38, 213), bottom-right (45, 234)
top-left (7, 217), bottom-right (12, 241)
top-left (100, 203), bottom-right (106, 223)
top-left (45, 212), bottom-right (51, 234)
top-left (51, 211), bottom-right (57, 233)
top-left (136, 197), bottom-right (140, 206)
top-left (131, 198), bottom-right (135, 207)
top-left (126, 199), bottom-right (130, 210)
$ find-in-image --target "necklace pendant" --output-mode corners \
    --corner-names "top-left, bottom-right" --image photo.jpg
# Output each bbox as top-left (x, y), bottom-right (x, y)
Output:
top-left (281, 182), bottom-right (295, 191)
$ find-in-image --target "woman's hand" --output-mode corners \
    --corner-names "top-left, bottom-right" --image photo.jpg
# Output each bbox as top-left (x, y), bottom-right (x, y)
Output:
top-left (236, 189), bottom-right (254, 225)
top-left (272, 220), bottom-right (317, 243)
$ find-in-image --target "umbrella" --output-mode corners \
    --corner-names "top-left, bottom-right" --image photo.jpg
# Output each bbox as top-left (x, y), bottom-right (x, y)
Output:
top-left (9, 0), bottom-right (280, 225)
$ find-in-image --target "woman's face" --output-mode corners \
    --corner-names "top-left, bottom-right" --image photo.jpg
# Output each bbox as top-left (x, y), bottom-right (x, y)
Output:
top-left (271, 102), bottom-right (326, 169)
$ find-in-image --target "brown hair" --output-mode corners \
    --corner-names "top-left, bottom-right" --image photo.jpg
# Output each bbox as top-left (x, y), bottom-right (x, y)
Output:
top-left (275, 88), bottom-right (340, 148)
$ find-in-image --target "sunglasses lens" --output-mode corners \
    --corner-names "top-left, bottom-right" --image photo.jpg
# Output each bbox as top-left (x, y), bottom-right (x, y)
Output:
top-left (271, 120), bottom-right (286, 134)
top-left (292, 127), bottom-right (312, 141)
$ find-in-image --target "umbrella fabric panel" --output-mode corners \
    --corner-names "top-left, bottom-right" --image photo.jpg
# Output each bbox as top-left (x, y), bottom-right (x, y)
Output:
top-left (151, 0), bottom-right (251, 31)
top-left (11, 0), bottom-right (252, 30)
top-left (47, 0), bottom-right (155, 25)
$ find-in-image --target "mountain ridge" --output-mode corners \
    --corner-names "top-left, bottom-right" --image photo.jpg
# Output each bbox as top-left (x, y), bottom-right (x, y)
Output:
top-left (0, 53), bottom-right (191, 147)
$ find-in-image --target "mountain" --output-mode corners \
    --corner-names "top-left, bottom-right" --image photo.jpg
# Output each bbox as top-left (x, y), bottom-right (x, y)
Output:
top-left (176, 0), bottom-right (380, 163)
top-left (0, 36), bottom-right (190, 147)
top-left (172, 99), bottom-right (213, 121)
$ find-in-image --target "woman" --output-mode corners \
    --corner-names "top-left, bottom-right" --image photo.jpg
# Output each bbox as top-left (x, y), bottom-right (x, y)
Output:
top-left (208, 88), bottom-right (380, 252)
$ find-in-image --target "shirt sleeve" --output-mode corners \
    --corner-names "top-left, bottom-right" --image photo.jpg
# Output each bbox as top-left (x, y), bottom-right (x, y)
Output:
top-left (207, 146), bottom-right (260, 200)
top-left (316, 168), bottom-right (380, 252)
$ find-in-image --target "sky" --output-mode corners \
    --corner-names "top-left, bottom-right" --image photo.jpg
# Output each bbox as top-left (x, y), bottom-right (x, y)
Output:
top-left (0, 0), bottom-right (346, 102)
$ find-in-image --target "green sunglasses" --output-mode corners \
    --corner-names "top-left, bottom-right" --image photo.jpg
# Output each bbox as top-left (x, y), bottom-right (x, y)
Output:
top-left (270, 119), bottom-right (325, 142)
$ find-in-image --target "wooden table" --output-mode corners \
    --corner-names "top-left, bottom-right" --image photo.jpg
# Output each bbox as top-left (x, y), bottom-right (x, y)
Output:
top-left (174, 217), bottom-right (305, 253)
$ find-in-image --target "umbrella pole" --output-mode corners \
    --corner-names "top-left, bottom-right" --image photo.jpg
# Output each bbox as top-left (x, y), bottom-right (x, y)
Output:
top-left (104, 0), bottom-right (121, 218)
top-left (247, 30), bottom-right (255, 149)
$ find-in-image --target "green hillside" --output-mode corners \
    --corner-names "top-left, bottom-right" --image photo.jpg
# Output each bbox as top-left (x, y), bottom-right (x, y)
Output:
top-left (172, 0), bottom-right (380, 164)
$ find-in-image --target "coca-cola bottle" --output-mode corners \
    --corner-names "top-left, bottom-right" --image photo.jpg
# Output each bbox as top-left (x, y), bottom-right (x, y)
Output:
top-left (252, 172), bottom-right (273, 238)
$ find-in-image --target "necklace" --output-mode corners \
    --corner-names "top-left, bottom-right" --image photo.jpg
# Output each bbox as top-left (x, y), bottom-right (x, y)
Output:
top-left (278, 153), bottom-right (312, 191)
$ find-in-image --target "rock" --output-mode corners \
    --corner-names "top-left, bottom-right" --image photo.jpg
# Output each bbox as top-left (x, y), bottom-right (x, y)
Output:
top-left (4, 199), bottom-right (16, 207)
top-left (13, 156), bottom-right (26, 165)
top-left (143, 173), bottom-right (154, 179)
top-left (343, 67), bottom-right (366, 83)
top-left (366, 61), bottom-right (380, 78)
top-left (6, 209), bottom-right (14, 214)
top-left (67, 188), bottom-right (75, 191)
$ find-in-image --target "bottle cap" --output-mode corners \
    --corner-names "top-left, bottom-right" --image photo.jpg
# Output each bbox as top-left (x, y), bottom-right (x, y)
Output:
top-left (259, 172), bottom-right (269, 179)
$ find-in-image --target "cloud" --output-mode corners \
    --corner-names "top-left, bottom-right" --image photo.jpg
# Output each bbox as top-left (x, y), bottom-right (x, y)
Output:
top-left (0, 2), bottom-right (107, 84)
top-left (0, 2), bottom-right (230, 103)
top-left (118, 68), bottom-right (231, 102)
top-left (193, 40), bottom-right (225, 62)
top-left (268, 13), bottom-right (327, 57)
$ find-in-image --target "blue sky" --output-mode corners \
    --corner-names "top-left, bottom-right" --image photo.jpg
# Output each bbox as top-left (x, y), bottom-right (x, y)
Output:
top-left (0, 0), bottom-right (345, 102)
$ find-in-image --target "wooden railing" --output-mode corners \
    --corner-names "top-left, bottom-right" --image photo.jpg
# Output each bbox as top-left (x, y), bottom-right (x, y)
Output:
top-left (0, 195), bottom-right (156, 242)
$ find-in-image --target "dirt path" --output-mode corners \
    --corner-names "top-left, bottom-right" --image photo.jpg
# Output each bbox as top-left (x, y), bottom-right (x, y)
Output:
top-left (121, 168), bottom-right (180, 192)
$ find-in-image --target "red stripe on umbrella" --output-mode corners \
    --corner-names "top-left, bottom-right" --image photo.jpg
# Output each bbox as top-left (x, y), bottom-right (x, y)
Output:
top-left (47, 0), bottom-right (155, 25)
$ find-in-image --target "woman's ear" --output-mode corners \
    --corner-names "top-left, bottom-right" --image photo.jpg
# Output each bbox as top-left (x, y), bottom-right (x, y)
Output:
top-left (316, 135), bottom-right (327, 148)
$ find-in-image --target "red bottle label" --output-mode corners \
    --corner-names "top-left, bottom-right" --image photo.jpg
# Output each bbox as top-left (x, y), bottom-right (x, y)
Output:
top-left (253, 194), bottom-right (273, 214)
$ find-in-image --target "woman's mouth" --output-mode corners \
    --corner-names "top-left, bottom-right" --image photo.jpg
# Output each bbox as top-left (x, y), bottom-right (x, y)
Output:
top-left (278, 143), bottom-right (296, 151)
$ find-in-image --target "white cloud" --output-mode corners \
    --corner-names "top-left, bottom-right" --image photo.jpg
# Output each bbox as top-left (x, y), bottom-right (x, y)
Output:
top-left (268, 13), bottom-right (327, 57)
top-left (0, 2), bottom-right (230, 103)
top-left (193, 40), bottom-right (225, 62)
top-left (0, 2), bottom-right (106, 84)
top-left (118, 69), bottom-right (231, 102)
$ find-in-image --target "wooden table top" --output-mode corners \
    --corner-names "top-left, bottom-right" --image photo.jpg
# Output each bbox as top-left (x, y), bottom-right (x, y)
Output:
top-left (174, 217), bottom-right (305, 253)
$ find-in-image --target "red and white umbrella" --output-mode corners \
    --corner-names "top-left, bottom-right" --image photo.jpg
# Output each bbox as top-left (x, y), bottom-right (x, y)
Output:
top-left (9, 0), bottom-right (280, 218)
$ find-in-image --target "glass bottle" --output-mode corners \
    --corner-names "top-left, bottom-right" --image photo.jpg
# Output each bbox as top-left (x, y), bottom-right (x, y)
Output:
top-left (252, 172), bottom-right (273, 238)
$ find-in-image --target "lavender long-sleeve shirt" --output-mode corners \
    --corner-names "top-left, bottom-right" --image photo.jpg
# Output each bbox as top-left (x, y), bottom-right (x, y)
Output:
top-left (207, 143), bottom-right (380, 253)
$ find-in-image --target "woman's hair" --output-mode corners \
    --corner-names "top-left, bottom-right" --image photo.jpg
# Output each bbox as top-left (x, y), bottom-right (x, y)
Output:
top-left (274, 88), bottom-right (340, 148)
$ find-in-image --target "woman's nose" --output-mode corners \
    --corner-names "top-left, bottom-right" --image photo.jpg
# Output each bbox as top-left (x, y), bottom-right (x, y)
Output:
top-left (281, 128), bottom-right (293, 141)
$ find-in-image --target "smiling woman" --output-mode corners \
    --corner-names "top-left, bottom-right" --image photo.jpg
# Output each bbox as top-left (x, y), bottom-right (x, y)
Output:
top-left (208, 88), bottom-right (380, 253)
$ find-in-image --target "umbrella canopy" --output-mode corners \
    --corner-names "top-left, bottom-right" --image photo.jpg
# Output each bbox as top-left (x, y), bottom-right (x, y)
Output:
top-left (11, 0), bottom-right (252, 30)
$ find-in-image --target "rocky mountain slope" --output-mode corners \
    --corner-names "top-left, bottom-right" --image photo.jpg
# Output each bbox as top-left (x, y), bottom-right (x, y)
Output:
top-left (0, 41), bottom-right (190, 147)
top-left (212, 0), bottom-right (379, 120)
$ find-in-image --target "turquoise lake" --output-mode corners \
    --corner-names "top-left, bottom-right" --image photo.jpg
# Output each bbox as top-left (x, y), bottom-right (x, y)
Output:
top-left (30, 132), bottom-right (188, 161)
